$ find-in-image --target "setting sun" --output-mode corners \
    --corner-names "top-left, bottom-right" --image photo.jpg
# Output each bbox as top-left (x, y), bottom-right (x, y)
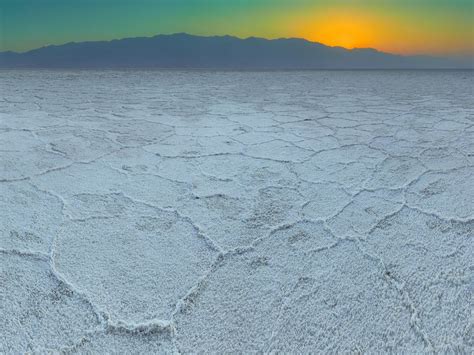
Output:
top-left (283, 4), bottom-right (473, 55)
top-left (297, 10), bottom-right (383, 49)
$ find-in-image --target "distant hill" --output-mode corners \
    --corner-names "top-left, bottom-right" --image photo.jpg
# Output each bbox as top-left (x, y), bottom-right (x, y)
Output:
top-left (0, 33), bottom-right (471, 69)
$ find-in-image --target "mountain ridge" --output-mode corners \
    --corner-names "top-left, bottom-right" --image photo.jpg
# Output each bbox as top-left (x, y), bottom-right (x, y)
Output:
top-left (1, 33), bottom-right (471, 69)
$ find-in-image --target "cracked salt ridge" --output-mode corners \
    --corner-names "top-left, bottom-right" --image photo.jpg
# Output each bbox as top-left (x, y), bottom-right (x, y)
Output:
top-left (1, 70), bottom-right (473, 353)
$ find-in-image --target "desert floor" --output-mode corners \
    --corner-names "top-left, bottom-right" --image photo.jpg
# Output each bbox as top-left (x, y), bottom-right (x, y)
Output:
top-left (1, 70), bottom-right (473, 353)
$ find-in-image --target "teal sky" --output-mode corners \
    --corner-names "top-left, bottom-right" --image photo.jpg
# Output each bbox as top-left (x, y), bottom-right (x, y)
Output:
top-left (1, 0), bottom-right (473, 55)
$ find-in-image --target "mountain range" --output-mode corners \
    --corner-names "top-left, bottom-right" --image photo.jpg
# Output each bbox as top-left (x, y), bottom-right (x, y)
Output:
top-left (1, 33), bottom-right (472, 69)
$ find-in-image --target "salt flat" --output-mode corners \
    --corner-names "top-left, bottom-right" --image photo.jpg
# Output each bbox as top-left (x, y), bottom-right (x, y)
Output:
top-left (1, 70), bottom-right (473, 353)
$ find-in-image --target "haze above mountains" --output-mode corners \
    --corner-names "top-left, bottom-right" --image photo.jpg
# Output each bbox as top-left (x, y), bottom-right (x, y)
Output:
top-left (0, 33), bottom-right (472, 69)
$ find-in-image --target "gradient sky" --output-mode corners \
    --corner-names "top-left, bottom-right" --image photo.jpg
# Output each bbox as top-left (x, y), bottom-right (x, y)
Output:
top-left (1, 0), bottom-right (473, 56)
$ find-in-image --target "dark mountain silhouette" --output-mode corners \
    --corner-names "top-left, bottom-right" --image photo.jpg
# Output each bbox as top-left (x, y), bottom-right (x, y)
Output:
top-left (0, 33), bottom-right (471, 69)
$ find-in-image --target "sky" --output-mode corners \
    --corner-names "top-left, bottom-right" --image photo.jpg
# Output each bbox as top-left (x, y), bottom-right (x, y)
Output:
top-left (1, 0), bottom-right (473, 56)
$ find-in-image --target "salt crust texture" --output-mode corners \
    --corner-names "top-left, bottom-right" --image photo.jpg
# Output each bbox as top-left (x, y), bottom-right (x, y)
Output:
top-left (1, 71), bottom-right (473, 353)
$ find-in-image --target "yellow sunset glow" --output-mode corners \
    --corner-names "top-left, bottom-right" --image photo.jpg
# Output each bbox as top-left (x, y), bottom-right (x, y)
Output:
top-left (293, 9), bottom-right (392, 50)
top-left (285, 6), bottom-right (473, 55)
